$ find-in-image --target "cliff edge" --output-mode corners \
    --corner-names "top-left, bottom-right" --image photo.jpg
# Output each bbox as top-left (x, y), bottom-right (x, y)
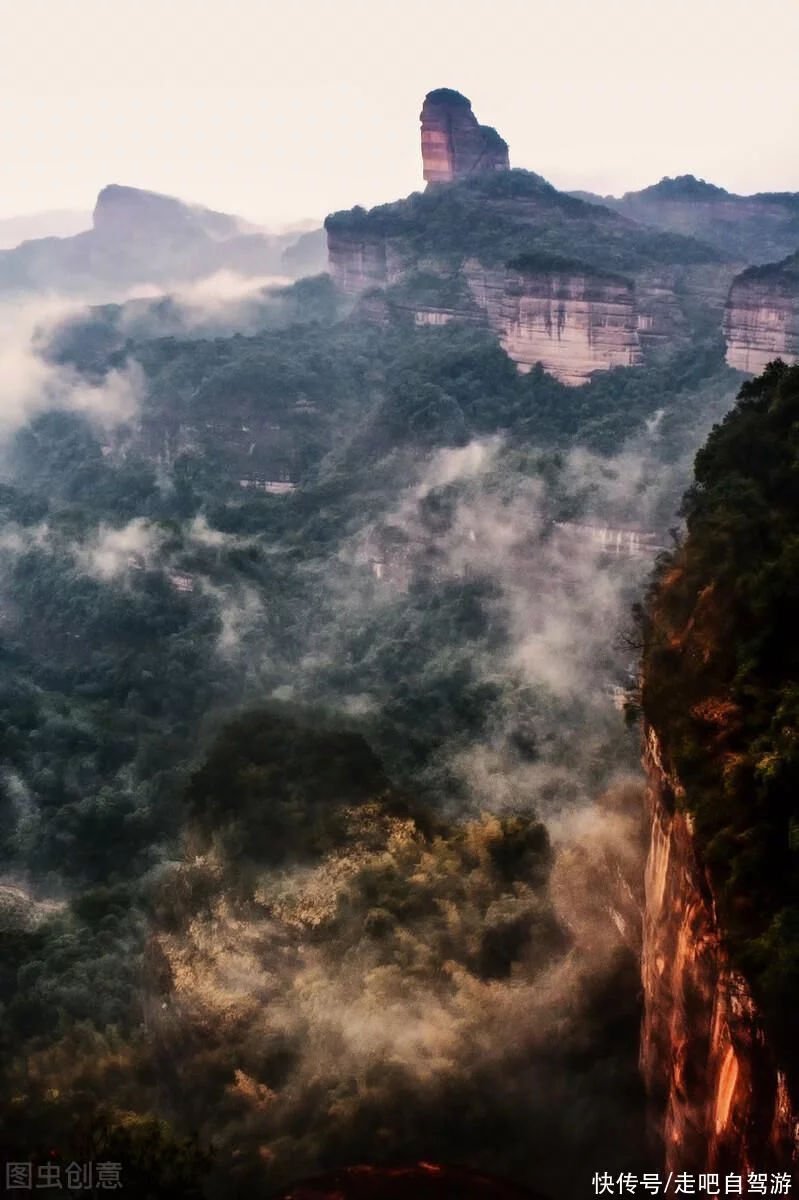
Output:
top-left (638, 361), bottom-right (799, 1176)
top-left (641, 725), bottom-right (797, 1174)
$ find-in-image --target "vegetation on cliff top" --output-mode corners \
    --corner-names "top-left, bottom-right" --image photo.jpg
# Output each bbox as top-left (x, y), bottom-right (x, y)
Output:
top-left (732, 250), bottom-right (799, 284)
top-left (640, 359), bottom-right (799, 1083)
top-left (325, 170), bottom-right (723, 274)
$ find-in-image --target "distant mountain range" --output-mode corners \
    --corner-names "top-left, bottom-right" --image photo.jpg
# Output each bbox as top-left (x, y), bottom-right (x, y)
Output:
top-left (0, 184), bottom-right (326, 297)
top-left (0, 209), bottom-right (92, 249)
top-left (569, 175), bottom-right (799, 264)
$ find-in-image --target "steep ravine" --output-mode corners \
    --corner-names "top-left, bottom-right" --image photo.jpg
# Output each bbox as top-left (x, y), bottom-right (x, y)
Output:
top-left (639, 724), bottom-right (799, 1175)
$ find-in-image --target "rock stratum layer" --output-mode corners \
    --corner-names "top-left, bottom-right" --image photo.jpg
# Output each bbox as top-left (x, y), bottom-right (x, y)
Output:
top-left (641, 726), bottom-right (799, 1176)
top-left (325, 232), bottom-right (645, 382)
top-left (723, 254), bottom-right (799, 374)
top-left (420, 89), bottom-right (509, 184)
top-left (465, 260), bottom-right (642, 383)
top-left (325, 207), bottom-right (733, 384)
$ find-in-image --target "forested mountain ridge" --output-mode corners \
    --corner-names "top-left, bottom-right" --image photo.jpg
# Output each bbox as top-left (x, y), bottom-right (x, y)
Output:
top-left (324, 167), bottom-right (737, 384)
top-left (639, 361), bottom-right (799, 1171)
top-left (571, 175), bottom-right (799, 264)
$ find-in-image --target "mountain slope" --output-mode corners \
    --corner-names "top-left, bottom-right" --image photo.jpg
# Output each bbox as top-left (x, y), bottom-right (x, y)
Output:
top-left (639, 360), bottom-right (799, 1171)
top-left (572, 175), bottom-right (799, 264)
top-left (0, 184), bottom-right (319, 297)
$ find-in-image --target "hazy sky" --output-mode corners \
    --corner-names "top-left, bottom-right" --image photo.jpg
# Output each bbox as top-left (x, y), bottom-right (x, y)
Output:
top-left (2, 0), bottom-right (797, 225)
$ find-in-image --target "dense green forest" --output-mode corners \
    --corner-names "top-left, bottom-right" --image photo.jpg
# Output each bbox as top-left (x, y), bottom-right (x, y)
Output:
top-left (0, 273), bottom-right (744, 1195)
top-left (640, 360), bottom-right (799, 1089)
top-left (325, 170), bottom-right (724, 275)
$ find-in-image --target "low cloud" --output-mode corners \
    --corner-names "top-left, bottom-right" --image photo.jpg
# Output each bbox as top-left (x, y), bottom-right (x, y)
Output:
top-left (74, 517), bottom-right (163, 581)
top-left (0, 296), bottom-right (142, 437)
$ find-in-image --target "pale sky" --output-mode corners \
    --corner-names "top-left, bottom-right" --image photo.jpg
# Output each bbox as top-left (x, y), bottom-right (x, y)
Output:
top-left (1, 0), bottom-right (797, 225)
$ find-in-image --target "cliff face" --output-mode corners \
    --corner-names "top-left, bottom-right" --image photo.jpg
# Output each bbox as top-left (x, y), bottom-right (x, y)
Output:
top-left (325, 228), bottom-right (405, 296)
top-left (325, 229), bottom-right (733, 385)
top-left (465, 260), bottom-right (642, 383)
top-left (323, 241), bottom-right (642, 383)
top-left (723, 254), bottom-right (799, 373)
top-left (326, 92), bottom-right (734, 385)
top-left (324, 224), bottom-right (733, 384)
top-left (420, 89), bottom-right (509, 184)
top-left (641, 725), bottom-right (799, 1175)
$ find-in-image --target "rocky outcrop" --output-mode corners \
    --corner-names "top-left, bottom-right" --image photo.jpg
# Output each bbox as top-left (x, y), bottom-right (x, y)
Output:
top-left (420, 89), bottom-right (509, 184)
top-left (465, 259), bottom-right (642, 383)
top-left (326, 92), bottom-right (734, 383)
top-left (640, 725), bottom-right (799, 1175)
top-left (723, 254), bottom-right (799, 373)
top-left (325, 239), bottom-right (643, 383)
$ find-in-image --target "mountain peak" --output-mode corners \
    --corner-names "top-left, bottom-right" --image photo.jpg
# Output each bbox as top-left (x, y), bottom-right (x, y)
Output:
top-left (423, 87), bottom-right (473, 109)
top-left (420, 89), bottom-right (509, 184)
top-left (91, 184), bottom-right (254, 245)
top-left (631, 174), bottom-right (731, 202)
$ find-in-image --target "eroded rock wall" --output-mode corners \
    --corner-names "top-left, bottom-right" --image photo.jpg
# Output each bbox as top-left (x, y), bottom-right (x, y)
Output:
top-left (325, 230), bottom-right (401, 296)
top-left (640, 725), bottom-right (799, 1175)
top-left (465, 261), bottom-right (642, 383)
top-left (723, 255), bottom-right (799, 373)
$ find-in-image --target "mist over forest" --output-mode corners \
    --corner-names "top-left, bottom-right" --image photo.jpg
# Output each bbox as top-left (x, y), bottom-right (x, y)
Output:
top-left (4, 0), bottom-right (799, 1184)
top-left (0, 240), bottom-right (749, 1197)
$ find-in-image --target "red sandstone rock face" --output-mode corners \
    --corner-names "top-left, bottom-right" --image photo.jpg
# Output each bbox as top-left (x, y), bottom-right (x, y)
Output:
top-left (640, 725), bottom-right (799, 1176)
top-left (324, 224), bottom-right (737, 385)
top-left (324, 236), bottom-right (643, 383)
top-left (465, 260), bottom-right (642, 383)
top-left (723, 255), bottom-right (799, 373)
top-left (420, 89), bottom-right (509, 184)
top-left (325, 229), bottom-right (402, 295)
top-left (325, 90), bottom-right (735, 383)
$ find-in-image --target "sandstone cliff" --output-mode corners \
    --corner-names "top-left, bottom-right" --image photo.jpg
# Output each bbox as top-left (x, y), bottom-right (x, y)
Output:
top-left (420, 89), bottom-right (509, 184)
top-left (324, 193), bottom-right (733, 383)
top-left (641, 724), bottom-right (799, 1175)
top-left (464, 258), bottom-right (642, 383)
top-left (326, 95), bottom-right (734, 385)
top-left (723, 254), bottom-right (799, 373)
